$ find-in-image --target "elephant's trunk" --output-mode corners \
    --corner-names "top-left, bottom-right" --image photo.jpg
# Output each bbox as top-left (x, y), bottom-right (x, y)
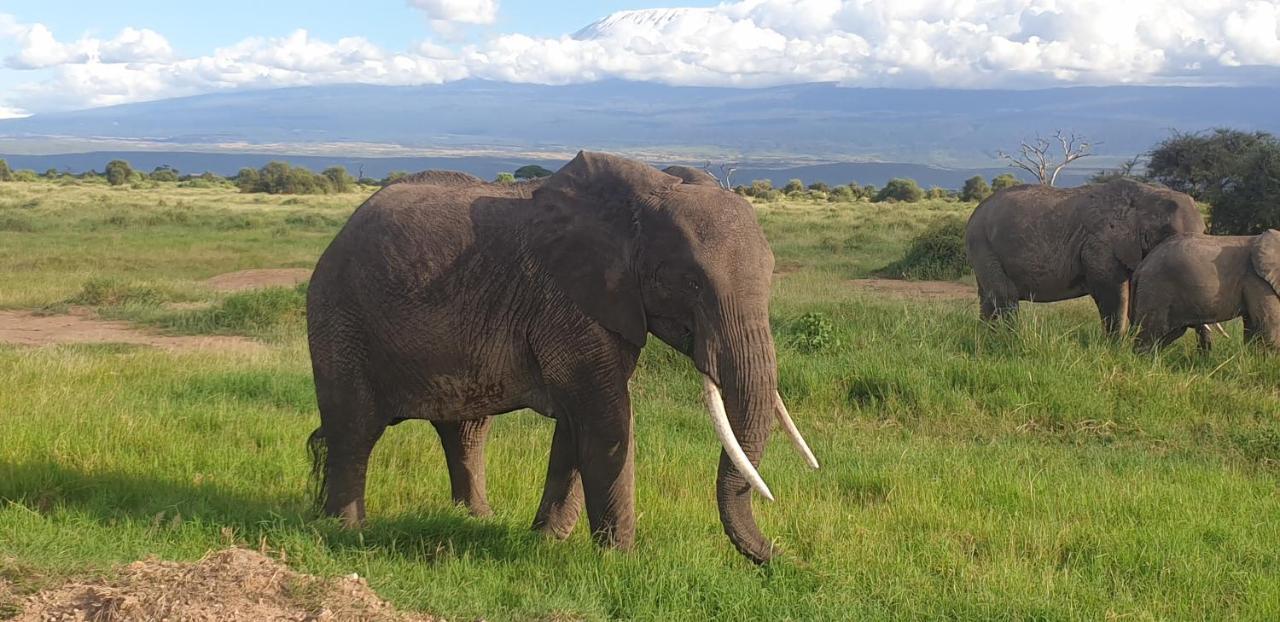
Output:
top-left (701, 307), bottom-right (780, 564)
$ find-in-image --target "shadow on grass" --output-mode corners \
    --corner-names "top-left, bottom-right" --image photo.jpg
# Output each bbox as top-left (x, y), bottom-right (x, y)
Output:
top-left (0, 460), bottom-right (546, 564)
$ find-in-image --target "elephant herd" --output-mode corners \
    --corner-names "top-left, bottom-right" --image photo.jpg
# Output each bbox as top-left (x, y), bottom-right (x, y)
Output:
top-left (306, 152), bottom-right (1280, 565)
top-left (964, 178), bottom-right (1280, 351)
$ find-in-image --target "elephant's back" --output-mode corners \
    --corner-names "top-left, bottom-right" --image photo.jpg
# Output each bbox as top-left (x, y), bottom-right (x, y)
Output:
top-left (310, 181), bottom-right (525, 312)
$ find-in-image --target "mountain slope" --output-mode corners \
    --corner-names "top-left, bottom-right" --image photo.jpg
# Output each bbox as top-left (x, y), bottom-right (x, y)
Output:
top-left (0, 81), bottom-right (1275, 167)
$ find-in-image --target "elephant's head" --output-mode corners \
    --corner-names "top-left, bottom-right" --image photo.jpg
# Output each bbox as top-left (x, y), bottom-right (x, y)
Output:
top-left (1102, 180), bottom-right (1206, 270)
top-left (530, 152), bottom-right (816, 563)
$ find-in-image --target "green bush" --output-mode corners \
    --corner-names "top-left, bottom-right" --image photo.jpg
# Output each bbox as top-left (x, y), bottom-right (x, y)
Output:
top-left (105, 160), bottom-right (133, 186)
top-left (237, 162), bottom-right (337, 195)
top-left (494, 172), bottom-right (516, 184)
top-left (991, 173), bottom-right (1020, 191)
top-left (514, 165), bottom-right (554, 179)
top-left (878, 217), bottom-right (971, 281)
top-left (0, 159), bottom-right (11, 181)
top-left (787, 312), bottom-right (839, 353)
top-left (875, 178), bottom-right (924, 203)
top-left (960, 176), bottom-right (991, 202)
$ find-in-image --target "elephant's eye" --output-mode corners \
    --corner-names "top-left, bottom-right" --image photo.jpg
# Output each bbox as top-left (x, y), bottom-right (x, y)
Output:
top-left (684, 275), bottom-right (701, 291)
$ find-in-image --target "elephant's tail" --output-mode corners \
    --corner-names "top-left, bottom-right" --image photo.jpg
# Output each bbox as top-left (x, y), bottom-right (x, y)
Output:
top-left (307, 426), bottom-right (328, 512)
top-left (1250, 230), bottom-right (1280, 296)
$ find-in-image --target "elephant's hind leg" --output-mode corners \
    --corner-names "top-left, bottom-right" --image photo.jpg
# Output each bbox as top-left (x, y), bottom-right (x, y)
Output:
top-left (314, 373), bottom-right (387, 528)
top-left (433, 417), bottom-right (494, 517)
top-left (972, 246), bottom-right (1019, 323)
top-left (532, 416), bottom-right (584, 539)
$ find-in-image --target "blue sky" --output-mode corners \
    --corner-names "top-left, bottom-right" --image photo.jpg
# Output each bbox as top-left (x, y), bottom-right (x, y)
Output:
top-left (1, 1), bottom-right (1277, 117)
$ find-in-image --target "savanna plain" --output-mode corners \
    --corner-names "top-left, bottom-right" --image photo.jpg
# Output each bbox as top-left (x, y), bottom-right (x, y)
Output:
top-left (1, 178), bottom-right (1278, 620)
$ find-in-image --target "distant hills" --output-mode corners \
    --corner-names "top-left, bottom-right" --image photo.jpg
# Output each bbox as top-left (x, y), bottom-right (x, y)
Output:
top-left (1, 80), bottom-right (1276, 187)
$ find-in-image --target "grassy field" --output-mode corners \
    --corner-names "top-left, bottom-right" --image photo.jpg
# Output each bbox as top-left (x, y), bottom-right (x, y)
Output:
top-left (2, 179), bottom-right (1278, 620)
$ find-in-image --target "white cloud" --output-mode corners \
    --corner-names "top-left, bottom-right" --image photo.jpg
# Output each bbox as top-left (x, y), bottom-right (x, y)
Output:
top-left (3, 1), bottom-right (1280, 114)
top-left (407, 0), bottom-right (499, 32)
top-left (0, 105), bottom-right (30, 119)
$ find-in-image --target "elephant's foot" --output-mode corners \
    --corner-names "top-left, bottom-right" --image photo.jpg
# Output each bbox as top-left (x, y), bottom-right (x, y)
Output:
top-left (531, 484), bottom-right (583, 540)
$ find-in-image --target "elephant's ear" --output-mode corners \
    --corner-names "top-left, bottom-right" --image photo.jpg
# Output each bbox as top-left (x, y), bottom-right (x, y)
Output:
top-left (1252, 230), bottom-right (1280, 294)
top-left (528, 152), bottom-right (680, 348)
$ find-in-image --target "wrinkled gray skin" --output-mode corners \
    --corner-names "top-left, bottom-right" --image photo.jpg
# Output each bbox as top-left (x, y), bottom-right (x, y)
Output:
top-left (1132, 231), bottom-right (1280, 351)
top-left (966, 179), bottom-right (1206, 335)
top-left (307, 152), bottom-right (783, 563)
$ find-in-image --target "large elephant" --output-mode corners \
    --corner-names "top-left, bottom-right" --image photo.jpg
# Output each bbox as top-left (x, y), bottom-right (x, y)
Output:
top-left (965, 179), bottom-right (1205, 334)
top-left (1131, 231), bottom-right (1280, 350)
top-left (306, 152), bottom-right (817, 564)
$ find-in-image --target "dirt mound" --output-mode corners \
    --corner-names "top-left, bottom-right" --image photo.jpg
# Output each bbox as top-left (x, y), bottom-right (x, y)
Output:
top-left (9, 548), bottom-right (437, 622)
top-left (848, 278), bottom-right (975, 301)
top-left (0, 311), bottom-right (263, 353)
top-left (205, 269), bottom-right (311, 293)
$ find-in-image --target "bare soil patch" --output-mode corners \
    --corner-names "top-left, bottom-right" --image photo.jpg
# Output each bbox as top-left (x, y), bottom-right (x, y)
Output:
top-left (205, 269), bottom-right (311, 293)
top-left (9, 548), bottom-right (437, 622)
top-left (0, 311), bottom-right (263, 353)
top-left (847, 278), bottom-right (975, 301)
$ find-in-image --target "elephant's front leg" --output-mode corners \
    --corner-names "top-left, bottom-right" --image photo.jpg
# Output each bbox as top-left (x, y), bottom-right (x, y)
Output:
top-left (532, 417), bottom-right (584, 539)
top-left (556, 387), bottom-right (637, 550)
top-left (432, 418), bottom-right (494, 517)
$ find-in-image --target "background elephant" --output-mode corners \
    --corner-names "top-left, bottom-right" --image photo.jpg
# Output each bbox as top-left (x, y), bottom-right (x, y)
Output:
top-left (306, 151), bottom-right (816, 564)
top-left (965, 179), bottom-right (1205, 335)
top-left (1132, 231), bottom-right (1280, 350)
top-left (661, 165), bottom-right (721, 187)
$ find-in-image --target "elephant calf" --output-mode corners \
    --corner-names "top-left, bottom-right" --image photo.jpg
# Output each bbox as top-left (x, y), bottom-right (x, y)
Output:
top-left (1131, 231), bottom-right (1280, 350)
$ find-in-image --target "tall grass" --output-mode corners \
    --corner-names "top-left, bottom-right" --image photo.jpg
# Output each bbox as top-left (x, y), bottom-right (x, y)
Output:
top-left (1, 182), bottom-right (1278, 620)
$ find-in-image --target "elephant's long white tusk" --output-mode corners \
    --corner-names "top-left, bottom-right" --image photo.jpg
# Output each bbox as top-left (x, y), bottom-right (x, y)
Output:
top-left (703, 375), bottom-right (775, 501)
top-left (1213, 323), bottom-right (1230, 337)
top-left (774, 392), bottom-right (820, 470)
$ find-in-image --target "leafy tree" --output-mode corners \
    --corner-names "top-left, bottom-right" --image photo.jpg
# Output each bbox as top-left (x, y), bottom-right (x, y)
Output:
top-left (11, 170), bottom-right (38, 182)
top-left (828, 185), bottom-right (855, 202)
top-left (0, 159), bottom-right (11, 181)
top-left (808, 182), bottom-right (831, 193)
top-left (105, 160), bottom-right (133, 186)
top-left (1201, 139), bottom-right (1280, 234)
top-left (783, 178), bottom-right (805, 194)
top-left (861, 184), bottom-right (878, 199)
top-left (150, 165), bottom-right (179, 182)
top-left (1147, 129), bottom-right (1275, 200)
top-left (874, 178), bottom-right (924, 203)
top-left (991, 173), bottom-right (1020, 191)
top-left (749, 179), bottom-right (774, 197)
top-left (43, 168), bottom-right (61, 179)
top-left (1089, 156), bottom-right (1146, 185)
top-left (381, 171), bottom-right (409, 186)
top-left (494, 172), bottom-right (517, 184)
top-left (960, 176), bottom-right (991, 202)
top-left (321, 166), bottom-right (354, 192)
top-left (926, 186), bottom-right (949, 200)
top-left (514, 165), bottom-right (554, 180)
top-left (235, 168), bottom-right (260, 193)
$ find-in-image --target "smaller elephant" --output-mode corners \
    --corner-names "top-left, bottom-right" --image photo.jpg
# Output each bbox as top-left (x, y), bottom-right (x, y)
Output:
top-left (1131, 231), bottom-right (1280, 350)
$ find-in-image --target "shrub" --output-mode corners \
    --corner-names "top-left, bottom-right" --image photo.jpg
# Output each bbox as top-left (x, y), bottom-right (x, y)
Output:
top-left (514, 165), bottom-right (554, 179)
top-left (991, 173), bottom-right (1020, 191)
top-left (783, 179), bottom-right (805, 194)
top-left (238, 162), bottom-right (335, 195)
top-left (787, 312), bottom-right (838, 353)
top-left (150, 165), bottom-right (180, 182)
top-left (0, 159), bottom-right (11, 181)
top-left (10, 170), bottom-right (38, 182)
top-left (808, 182), bottom-right (831, 193)
top-left (494, 172), bottom-right (516, 184)
top-left (878, 217), bottom-right (971, 281)
top-left (105, 160), bottom-right (133, 186)
top-left (828, 185), bottom-right (856, 202)
top-left (875, 178), bottom-right (924, 203)
top-left (321, 166), bottom-right (354, 192)
top-left (960, 176), bottom-right (991, 202)
top-left (381, 171), bottom-right (409, 186)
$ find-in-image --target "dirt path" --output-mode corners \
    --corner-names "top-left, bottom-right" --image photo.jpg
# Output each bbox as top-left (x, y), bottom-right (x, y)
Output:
top-left (7, 548), bottom-right (437, 622)
top-left (0, 310), bottom-right (263, 353)
top-left (204, 268), bottom-right (311, 293)
top-left (847, 278), bottom-right (975, 301)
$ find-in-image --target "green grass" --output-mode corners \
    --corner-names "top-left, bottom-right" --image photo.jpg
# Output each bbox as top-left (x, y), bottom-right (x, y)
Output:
top-left (1, 182), bottom-right (1279, 620)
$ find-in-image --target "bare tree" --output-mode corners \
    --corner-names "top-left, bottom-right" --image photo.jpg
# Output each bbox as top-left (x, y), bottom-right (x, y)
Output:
top-left (701, 160), bottom-right (739, 190)
top-left (997, 130), bottom-right (1096, 186)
